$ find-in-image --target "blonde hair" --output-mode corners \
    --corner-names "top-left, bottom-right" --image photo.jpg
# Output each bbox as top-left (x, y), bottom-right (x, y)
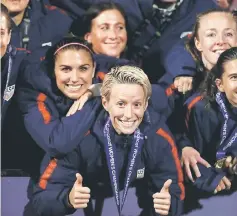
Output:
top-left (101, 65), bottom-right (152, 101)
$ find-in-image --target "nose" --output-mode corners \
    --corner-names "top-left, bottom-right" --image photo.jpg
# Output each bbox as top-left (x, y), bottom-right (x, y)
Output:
top-left (70, 69), bottom-right (79, 82)
top-left (108, 28), bottom-right (117, 40)
top-left (124, 105), bottom-right (132, 119)
top-left (216, 34), bottom-right (226, 45)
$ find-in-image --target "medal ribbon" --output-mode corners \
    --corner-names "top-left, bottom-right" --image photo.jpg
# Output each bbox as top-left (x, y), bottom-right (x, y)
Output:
top-left (103, 118), bottom-right (144, 215)
top-left (216, 92), bottom-right (237, 160)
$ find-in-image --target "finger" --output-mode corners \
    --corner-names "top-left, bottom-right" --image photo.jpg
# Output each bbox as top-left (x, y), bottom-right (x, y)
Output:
top-left (182, 82), bottom-right (189, 94)
top-left (153, 193), bottom-right (171, 199)
top-left (73, 203), bottom-right (88, 209)
top-left (154, 203), bottom-right (170, 211)
top-left (67, 102), bottom-right (77, 116)
top-left (216, 184), bottom-right (222, 192)
top-left (222, 176), bottom-right (231, 189)
top-left (77, 187), bottom-right (91, 194)
top-left (218, 180), bottom-right (226, 190)
top-left (155, 209), bottom-right (169, 215)
top-left (225, 156), bottom-right (232, 168)
top-left (75, 173), bottom-right (83, 186)
top-left (174, 78), bottom-right (180, 88)
top-left (160, 179), bottom-right (172, 193)
top-left (184, 161), bottom-right (194, 182)
top-left (191, 163), bottom-right (201, 178)
top-left (187, 81), bottom-right (192, 91)
top-left (74, 192), bottom-right (91, 199)
top-left (153, 198), bottom-right (170, 205)
top-left (74, 199), bottom-right (90, 204)
top-left (197, 157), bottom-right (211, 168)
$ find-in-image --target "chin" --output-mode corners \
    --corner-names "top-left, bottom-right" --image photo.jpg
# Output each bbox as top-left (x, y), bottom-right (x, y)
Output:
top-left (119, 127), bottom-right (137, 135)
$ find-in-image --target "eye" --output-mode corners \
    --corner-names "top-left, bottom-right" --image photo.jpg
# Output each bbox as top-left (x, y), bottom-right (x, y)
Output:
top-left (61, 67), bottom-right (71, 73)
top-left (1, 31), bottom-right (5, 36)
top-left (134, 102), bottom-right (142, 108)
top-left (226, 32), bottom-right (233, 37)
top-left (79, 66), bottom-right (89, 72)
top-left (117, 25), bottom-right (125, 30)
top-left (117, 101), bottom-right (125, 107)
top-left (207, 33), bottom-right (216, 37)
top-left (101, 25), bottom-right (109, 31)
top-left (230, 75), bottom-right (237, 80)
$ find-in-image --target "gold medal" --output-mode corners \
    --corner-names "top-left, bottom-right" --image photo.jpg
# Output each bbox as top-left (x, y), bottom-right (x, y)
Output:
top-left (215, 157), bottom-right (227, 169)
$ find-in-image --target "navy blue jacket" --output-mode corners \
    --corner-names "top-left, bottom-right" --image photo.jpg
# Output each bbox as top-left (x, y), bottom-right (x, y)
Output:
top-left (10, 0), bottom-right (73, 51)
top-left (183, 94), bottom-right (237, 192)
top-left (32, 106), bottom-right (184, 216)
top-left (1, 45), bottom-right (28, 124)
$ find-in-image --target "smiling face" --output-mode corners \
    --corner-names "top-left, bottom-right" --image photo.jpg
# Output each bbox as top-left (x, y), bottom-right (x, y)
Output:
top-left (54, 49), bottom-right (95, 100)
top-left (195, 12), bottom-right (237, 70)
top-left (216, 59), bottom-right (237, 107)
top-left (84, 9), bottom-right (127, 58)
top-left (102, 84), bottom-right (148, 135)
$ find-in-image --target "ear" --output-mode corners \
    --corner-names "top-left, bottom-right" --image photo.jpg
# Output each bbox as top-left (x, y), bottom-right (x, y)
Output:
top-left (194, 37), bottom-right (202, 52)
top-left (215, 78), bottom-right (224, 92)
top-left (84, 32), bottom-right (92, 43)
top-left (102, 96), bottom-right (109, 111)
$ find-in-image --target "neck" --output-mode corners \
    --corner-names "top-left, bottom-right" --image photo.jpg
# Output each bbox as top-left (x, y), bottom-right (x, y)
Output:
top-left (11, 10), bottom-right (25, 26)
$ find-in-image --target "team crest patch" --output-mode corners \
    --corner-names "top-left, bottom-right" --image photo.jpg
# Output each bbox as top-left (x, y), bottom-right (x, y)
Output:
top-left (137, 168), bottom-right (145, 179)
top-left (180, 31), bottom-right (192, 39)
top-left (3, 85), bottom-right (15, 101)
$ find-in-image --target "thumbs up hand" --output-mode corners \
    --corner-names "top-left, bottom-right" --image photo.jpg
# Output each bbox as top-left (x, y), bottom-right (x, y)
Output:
top-left (153, 179), bottom-right (172, 215)
top-left (69, 173), bottom-right (91, 209)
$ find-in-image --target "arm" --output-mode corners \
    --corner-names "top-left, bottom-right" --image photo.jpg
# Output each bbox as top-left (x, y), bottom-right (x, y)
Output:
top-left (184, 100), bottom-right (228, 191)
top-left (17, 87), bottom-right (102, 156)
top-left (146, 127), bottom-right (185, 216)
top-left (32, 152), bottom-right (80, 216)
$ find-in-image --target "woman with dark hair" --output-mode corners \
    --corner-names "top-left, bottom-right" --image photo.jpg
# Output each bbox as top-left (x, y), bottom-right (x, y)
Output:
top-left (183, 47), bottom-right (237, 215)
top-left (187, 47), bottom-right (237, 178)
top-left (17, 37), bottom-right (102, 157)
top-left (72, 2), bottom-right (128, 59)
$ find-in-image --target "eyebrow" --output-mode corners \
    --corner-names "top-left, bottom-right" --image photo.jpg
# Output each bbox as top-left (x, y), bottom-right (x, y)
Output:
top-left (206, 28), bottom-right (234, 31)
top-left (228, 72), bottom-right (237, 77)
top-left (98, 22), bottom-right (125, 26)
top-left (59, 64), bottom-right (91, 67)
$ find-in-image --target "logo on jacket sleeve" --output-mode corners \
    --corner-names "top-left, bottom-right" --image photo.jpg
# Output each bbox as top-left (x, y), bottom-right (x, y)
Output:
top-left (3, 84), bottom-right (15, 101)
top-left (137, 168), bottom-right (145, 179)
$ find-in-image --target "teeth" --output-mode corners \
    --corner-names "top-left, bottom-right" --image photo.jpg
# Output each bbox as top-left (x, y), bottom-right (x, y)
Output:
top-left (214, 50), bottom-right (225, 54)
top-left (66, 85), bottom-right (81, 91)
top-left (119, 120), bottom-right (135, 127)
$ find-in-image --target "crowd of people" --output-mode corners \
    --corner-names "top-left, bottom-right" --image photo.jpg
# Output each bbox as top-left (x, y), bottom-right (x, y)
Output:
top-left (1, 0), bottom-right (237, 216)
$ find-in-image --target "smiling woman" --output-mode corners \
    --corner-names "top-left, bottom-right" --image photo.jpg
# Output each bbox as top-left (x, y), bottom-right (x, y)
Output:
top-left (17, 37), bottom-right (102, 156)
top-left (73, 2), bottom-right (128, 58)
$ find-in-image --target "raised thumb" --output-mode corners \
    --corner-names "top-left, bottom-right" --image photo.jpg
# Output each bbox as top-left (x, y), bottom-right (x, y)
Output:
top-left (75, 173), bottom-right (83, 186)
top-left (160, 179), bottom-right (172, 193)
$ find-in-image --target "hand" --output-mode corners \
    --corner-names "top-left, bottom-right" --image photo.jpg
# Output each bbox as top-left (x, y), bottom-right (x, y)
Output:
top-left (174, 76), bottom-right (193, 94)
top-left (153, 179), bottom-right (172, 215)
top-left (66, 91), bottom-right (92, 116)
top-left (69, 173), bottom-right (91, 208)
top-left (214, 176), bottom-right (231, 194)
top-left (182, 147), bottom-right (211, 182)
top-left (224, 156), bottom-right (237, 175)
top-left (216, 0), bottom-right (231, 9)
